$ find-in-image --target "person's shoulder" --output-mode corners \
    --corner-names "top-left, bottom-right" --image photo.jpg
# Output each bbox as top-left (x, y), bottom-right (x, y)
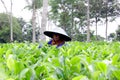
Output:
top-left (38, 40), bottom-right (52, 48)
top-left (47, 40), bottom-right (52, 44)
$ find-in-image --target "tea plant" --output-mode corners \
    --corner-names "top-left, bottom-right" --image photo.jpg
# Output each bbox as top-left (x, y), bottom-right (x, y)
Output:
top-left (0, 41), bottom-right (120, 80)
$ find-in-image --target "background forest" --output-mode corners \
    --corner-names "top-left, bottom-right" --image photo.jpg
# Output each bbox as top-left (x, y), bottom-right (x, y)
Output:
top-left (0, 0), bottom-right (120, 43)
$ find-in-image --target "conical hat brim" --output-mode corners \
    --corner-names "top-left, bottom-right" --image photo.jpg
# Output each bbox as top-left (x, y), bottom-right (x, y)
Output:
top-left (44, 31), bottom-right (71, 41)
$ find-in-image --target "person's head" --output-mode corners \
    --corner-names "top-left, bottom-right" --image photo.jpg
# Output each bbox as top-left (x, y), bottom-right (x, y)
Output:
top-left (52, 33), bottom-right (60, 42)
top-left (44, 27), bottom-right (71, 42)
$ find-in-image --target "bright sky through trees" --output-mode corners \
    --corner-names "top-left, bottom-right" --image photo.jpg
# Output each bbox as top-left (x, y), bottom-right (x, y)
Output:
top-left (0, 0), bottom-right (32, 21)
top-left (0, 0), bottom-right (120, 38)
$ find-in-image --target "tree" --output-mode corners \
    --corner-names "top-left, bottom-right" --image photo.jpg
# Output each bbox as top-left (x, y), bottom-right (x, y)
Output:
top-left (86, 0), bottom-right (90, 42)
top-left (49, 0), bottom-right (88, 41)
top-left (90, 0), bottom-right (120, 41)
top-left (49, 0), bottom-right (120, 41)
top-left (98, 0), bottom-right (120, 41)
top-left (0, 13), bottom-right (22, 43)
top-left (25, 0), bottom-right (42, 43)
top-left (10, 0), bottom-right (13, 42)
top-left (40, 0), bottom-right (48, 41)
top-left (90, 0), bottom-right (103, 40)
top-left (0, 0), bottom-right (13, 42)
top-left (50, 0), bottom-right (94, 41)
top-left (32, 0), bottom-right (37, 43)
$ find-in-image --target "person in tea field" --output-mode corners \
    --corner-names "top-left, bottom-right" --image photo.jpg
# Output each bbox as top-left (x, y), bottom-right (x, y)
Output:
top-left (40, 27), bottom-right (71, 48)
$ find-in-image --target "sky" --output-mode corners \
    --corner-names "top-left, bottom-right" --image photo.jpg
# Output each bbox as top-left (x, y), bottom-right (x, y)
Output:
top-left (0, 0), bottom-right (120, 38)
top-left (0, 0), bottom-right (32, 21)
top-left (91, 18), bottom-right (120, 37)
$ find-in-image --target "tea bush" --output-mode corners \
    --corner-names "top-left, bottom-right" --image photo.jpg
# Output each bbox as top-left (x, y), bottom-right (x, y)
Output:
top-left (0, 41), bottom-right (120, 80)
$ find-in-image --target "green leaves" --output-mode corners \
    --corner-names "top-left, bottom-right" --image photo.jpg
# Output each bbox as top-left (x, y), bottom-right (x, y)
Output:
top-left (113, 70), bottom-right (120, 80)
top-left (70, 56), bottom-right (80, 65)
top-left (72, 75), bottom-right (89, 80)
top-left (0, 13), bottom-right (22, 42)
top-left (6, 54), bottom-right (16, 71)
top-left (95, 62), bottom-right (107, 75)
top-left (0, 42), bottom-right (120, 79)
top-left (112, 54), bottom-right (120, 65)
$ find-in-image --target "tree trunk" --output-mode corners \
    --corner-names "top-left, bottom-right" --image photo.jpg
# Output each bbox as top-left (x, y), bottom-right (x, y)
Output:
top-left (87, 0), bottom-right (90, 42)
top-left (32, 1), bottom-right (36, 43)
top-left (10, 0), bottom-right (13, 42)
top-left (95, 17), bottom-right (98, 40)
top-left (71, 4), bottom-right (73, 38)
top-left (105, 14), bottom-right (108, 41)
top-left (40, 0), bottom-right (48, 41)
top-left (105, 0), bottom-right (108, 41)
top-left (0, 0), bottom-right (13, 42)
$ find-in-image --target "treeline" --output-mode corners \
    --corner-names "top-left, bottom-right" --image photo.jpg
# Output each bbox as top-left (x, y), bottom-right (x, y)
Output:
top-left (0, 0), bottom-right (120, 43)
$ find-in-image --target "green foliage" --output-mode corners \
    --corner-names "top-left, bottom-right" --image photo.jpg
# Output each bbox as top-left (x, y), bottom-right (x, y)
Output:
top-left (108, 25), bottom-right (120, 41)
top-left (33, 0), bottom-right (43, 9)
top-left (24, 0), bottom-right (43, 10)
top-left (0, 13), bottom-right (22, 43)
top-left (49, 0), bottom-right (88, 41)
top-left (91, 0), bottom-right (119, 17)
top-left (17, 18), bottom-right (33, 42)
top-left (0, 41), bottom-right (120, 80)
top-left (116, 25), bottom-right (120, 41)
top-left (49, 0), bottom-right (120, 41)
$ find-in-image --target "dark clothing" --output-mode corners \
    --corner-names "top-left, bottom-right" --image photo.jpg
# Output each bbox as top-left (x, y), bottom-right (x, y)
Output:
top-left (38, 40), bottom-right (66, 48)
top-left (47, 40), bottom-right (65, 48)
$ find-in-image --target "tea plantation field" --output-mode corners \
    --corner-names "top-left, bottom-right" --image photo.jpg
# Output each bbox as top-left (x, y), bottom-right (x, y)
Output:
top-left (0, 41), bottom-right (120, 80)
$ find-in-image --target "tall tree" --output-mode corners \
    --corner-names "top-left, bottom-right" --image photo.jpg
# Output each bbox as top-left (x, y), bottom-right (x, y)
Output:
top-left (40, 0), bottom-right (48, 41)
top-left (49, 0), bottom-right (87, 41)
top-left (90, 0), bottom-right (103, 40)
top-left (25, 0), bottom-right (42, 43)
top-left (103, 0), bottom-right (109, 41)
top-left (32, 0), bottom-right (36, 43)
top-left (90, 0), bottom-right (120, 41)
top-left (87, 0), bottom-right (90, 42)
top-left (10, 0), bottom-right (13, 42)
top-left (101, 0), bottom-right (120, 41)
top-left (0, 0), bottom-right (13, 42)
top-left (49, 0), bottom-right (120, 41)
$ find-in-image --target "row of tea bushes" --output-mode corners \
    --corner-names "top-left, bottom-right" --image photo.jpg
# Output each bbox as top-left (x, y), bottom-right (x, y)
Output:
top-left (0, 41), bottom-right (120, 80)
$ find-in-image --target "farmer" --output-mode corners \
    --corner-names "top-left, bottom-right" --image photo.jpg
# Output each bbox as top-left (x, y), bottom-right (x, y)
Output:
top-left (43, 27), bottom-right (71, 48)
